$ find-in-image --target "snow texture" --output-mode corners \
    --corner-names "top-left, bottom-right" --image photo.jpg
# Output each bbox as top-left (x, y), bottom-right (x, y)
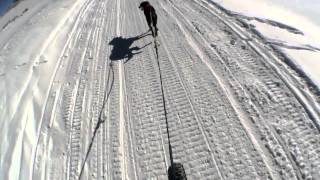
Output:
top-left (209, 0), bottom-right (320, 91)
top-left (0, 0), bottom-right (320, 179)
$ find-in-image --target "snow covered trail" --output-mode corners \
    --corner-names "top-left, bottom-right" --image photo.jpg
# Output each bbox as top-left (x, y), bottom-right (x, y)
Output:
top-left (1, 0), bottom-right (320, 179)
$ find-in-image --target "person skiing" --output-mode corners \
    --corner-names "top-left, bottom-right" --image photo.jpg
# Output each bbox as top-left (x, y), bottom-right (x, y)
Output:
top-left (139, 1), bottom-right (158, 36)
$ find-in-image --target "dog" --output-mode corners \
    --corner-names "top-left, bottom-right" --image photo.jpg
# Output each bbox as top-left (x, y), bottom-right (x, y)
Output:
top-left (139, 1), bottom-right (158, 36)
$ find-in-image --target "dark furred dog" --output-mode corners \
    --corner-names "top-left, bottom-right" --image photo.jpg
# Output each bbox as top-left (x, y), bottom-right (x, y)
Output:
top-left (139, 1), bottom-right (158, 36)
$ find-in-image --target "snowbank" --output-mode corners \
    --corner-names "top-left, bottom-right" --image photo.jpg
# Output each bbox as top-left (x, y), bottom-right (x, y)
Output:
top-left (209, 0), bottom-right (320, 89)
top-left (0, 0), bottom-right (86, 179)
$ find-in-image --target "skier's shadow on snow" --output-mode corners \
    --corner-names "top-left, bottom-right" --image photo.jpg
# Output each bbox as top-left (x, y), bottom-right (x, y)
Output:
top-left (109, 31), bottom-right (151, 63)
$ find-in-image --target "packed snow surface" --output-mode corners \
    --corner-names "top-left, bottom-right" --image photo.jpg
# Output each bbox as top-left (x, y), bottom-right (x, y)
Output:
top-left (210, 0), bottom-right (320, 88)
top-left (1, 0), bottom-right (320, 179)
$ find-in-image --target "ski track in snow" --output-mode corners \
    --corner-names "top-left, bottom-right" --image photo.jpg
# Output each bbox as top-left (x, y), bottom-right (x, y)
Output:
top-left (1, 0), bottom-right (320, 179)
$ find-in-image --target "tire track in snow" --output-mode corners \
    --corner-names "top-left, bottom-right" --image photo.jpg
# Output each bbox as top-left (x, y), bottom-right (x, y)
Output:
top-left (101, 0), bottom-right (131, 178)
top-left (154, 19), bottom-right (225, 180)
top-left (159, 39), bottom-right (225, 179)
top-left (88, 0), bottom-right (115, 178)
top-left (78, 0), bottom-right (112, 178)
top-left (78, 0), bottom-right (119, 179)
top-left (124, 39), bottom-right (169, 178)
top-left (65, 1), bottom-right (108, 178)
top-left (102, 0), bottom-right (119, 178)
top-left (75, 0), bottom-right (118, 178)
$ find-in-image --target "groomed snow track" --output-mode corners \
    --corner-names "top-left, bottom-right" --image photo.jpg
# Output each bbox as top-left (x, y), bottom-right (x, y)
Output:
top-left (1, 0), bottom-right (320, 179)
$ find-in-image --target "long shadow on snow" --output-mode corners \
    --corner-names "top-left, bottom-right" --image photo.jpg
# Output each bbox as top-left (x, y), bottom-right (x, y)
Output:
top-left (109, 31), bottom-right (152, 63)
